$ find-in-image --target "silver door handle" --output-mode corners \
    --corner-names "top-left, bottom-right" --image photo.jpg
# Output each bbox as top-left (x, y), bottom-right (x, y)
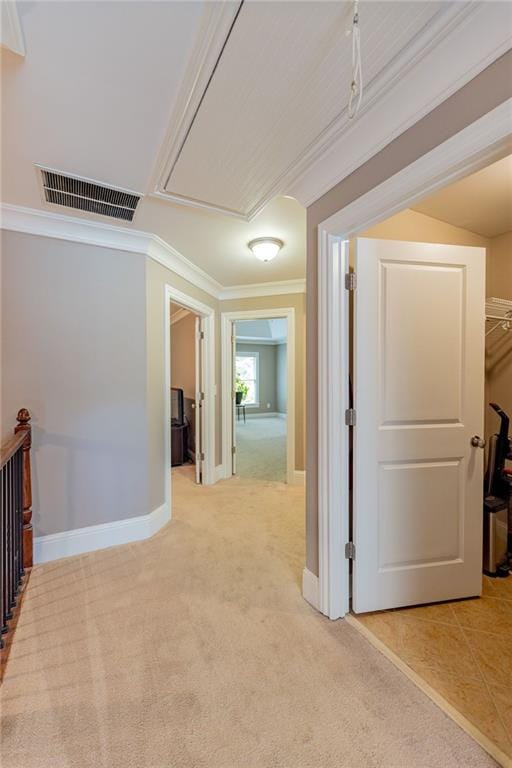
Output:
top-left (470, 435), bottom-right (486, 449)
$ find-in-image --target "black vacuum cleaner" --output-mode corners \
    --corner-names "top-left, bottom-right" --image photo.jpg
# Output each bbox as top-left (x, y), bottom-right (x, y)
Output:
top-left (483, 402), bottom-right (512, 577)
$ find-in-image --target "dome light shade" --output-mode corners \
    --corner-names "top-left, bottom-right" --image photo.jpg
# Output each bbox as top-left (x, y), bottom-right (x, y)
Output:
top-left (248, 237), bottom-right (284, 262)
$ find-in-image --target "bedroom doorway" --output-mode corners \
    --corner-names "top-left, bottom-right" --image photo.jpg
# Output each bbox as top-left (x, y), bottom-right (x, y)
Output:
top-left (221, 308), bottom-right (296, 484)
top-left (164, 285), bottom-right (215, 514)
top-left (234, 318), bottom-right (288, 482)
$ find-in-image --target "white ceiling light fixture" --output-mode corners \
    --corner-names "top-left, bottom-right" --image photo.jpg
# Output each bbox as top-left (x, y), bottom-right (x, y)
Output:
top-left (248, 237), bottom-right (284, 263)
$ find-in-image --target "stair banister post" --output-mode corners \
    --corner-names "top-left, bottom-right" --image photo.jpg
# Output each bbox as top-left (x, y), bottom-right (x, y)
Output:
top-left (14, 409), bottom-right (32, 569)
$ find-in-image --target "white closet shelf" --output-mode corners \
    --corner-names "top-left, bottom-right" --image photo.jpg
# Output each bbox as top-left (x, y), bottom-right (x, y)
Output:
top-left (486, 297), bottom-right (512, 336)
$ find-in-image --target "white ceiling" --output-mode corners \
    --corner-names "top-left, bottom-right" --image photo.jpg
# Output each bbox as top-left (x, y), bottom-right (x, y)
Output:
top-left (412, 155), bottom-right (512, 238)
top-left (162, 1), bottom-right (445, 219)
top-left (1, 1), bottom-right (509, 287)
top-left (0, 1), bottom-right (204, 197)
top-left (236, 318), bottom-right (287, 343)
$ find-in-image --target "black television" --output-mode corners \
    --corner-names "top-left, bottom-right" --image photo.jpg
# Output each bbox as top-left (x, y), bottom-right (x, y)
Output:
top-left (171, 387), bottom-right (184, 425)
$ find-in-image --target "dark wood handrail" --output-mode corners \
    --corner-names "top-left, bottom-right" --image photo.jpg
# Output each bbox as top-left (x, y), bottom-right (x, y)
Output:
top-left (0, 432), bottom-right (27, 470)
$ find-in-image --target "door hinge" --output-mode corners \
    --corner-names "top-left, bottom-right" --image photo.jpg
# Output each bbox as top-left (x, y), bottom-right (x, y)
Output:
top-left (345, 408), bottom-right (356, 426)
top-left (345, 272), bottom-right (357, 291)
top-left (199, 392), bottom-right (205, 402)
top-left (199, 452), bottom-right (205, 461)
top-left (345, 542), bottom-right (356, 560)
top-left (199, 331), bottom-right (205, 340)
top-left (231, 446), bottom-right (236, 455)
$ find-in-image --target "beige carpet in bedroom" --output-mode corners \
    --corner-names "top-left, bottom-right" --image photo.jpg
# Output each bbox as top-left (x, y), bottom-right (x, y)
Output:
top-left (235, 415), bottom-right (286, 482)
top-left (1, 468), bottom-right (496, 768)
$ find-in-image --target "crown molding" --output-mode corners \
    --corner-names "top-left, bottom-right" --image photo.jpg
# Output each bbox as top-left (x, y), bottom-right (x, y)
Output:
top-left (219, 279), bottom-right (305, 300)
top-left (0, 203), bottom-right (306, 301)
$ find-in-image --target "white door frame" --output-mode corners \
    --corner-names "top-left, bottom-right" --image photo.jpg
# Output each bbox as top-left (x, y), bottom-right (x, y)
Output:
top-left (315, 98), bottom-right (512, 620)
top-left (165, 284), bottom-right (216, 512)
top-left (221, 308), bottom-right (296, 484)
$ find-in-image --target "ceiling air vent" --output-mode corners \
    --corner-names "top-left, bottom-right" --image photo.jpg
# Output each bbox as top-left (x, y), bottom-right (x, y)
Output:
top-left (39, 168), bottom-right (141, 222)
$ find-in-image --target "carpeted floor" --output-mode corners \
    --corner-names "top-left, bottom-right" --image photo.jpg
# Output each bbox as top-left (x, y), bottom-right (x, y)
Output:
top-left (236, 416), bottom-right (286, 482)
top-left (1, 469), bottom-right (497, 768)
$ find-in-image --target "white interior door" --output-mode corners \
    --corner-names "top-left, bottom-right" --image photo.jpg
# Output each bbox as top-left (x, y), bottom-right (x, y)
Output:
top-left (231, 324), bottom-right (237, 475)
top-left (195, 316), bottom-right (203, 485)
top-left (353, 238), bottom-right (485, 613)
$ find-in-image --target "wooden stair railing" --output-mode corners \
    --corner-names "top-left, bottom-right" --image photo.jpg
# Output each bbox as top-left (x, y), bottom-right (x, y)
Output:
top-left (1, 409), bottom-right (33, 679)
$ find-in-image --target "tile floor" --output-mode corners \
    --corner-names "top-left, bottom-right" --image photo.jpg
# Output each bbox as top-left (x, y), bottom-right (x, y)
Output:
top-left (354, 576), bottom-right (512, 759)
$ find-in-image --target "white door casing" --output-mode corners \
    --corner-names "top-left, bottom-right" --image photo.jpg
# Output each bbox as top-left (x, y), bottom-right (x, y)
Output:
top-left (314, 99), bottom-right (511, 620)
top-left (165, 284), bottom-right (215, 516)
top-left (231, 323), bottom-right (237, 475)
top-left (221, 308), bottom-right (296, 483)
top-left (352, 238), bottom-right (485, 613)
top-left (194, 316), bottom-right (203, 484)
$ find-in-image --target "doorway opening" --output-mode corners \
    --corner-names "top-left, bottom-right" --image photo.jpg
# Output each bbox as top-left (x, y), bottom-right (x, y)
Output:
top-left (341, 154), bottom-right (512, 761)
top-left (234, 318), bottom-right (288, 482)
top-left (169, 302), bottom-right (202, 484)
top-left (164, 285), bottom-right (215, 516)
top-left (221, 308), bottom-right (296, 484)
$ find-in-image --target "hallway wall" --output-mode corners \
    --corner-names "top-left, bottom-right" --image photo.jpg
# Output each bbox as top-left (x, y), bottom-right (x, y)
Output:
top-left (1, 230), bottom-right (149, 537)
top-left (0, 234), bottom-right (306, 547)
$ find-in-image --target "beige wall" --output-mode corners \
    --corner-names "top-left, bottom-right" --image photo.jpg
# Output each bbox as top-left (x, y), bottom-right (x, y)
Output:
top-left (221, 293), bottom-right (306, 471)
top-left (305, 51), bottom-right (512, 576)
top-left (171, 309), bottom-right (196, 400)
top-left (359, 209), bottom-right (489, 248)
top-left (486, 231), bottom-right (512, 442)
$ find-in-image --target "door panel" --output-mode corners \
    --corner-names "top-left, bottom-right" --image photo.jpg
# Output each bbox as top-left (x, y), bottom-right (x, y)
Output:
top-left (353, 238), bottom-right (485, 613)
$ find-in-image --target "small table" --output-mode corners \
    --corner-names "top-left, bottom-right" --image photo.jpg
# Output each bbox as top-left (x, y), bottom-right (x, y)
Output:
top-left (236, 404), bottom-right (246, 423)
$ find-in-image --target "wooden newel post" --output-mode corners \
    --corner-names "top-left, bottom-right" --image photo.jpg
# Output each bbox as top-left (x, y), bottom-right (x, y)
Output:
top-left (14, 409), bottom-right (33, 569)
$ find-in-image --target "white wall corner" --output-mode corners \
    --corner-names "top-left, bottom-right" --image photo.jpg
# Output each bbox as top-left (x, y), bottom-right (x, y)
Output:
top-left (302, 567), bottom-right (320, 611)
top-left (34, 502), bottom-right (170, 564)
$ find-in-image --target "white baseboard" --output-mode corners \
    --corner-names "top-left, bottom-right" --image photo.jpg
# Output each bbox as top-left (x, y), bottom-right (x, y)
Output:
top-left (244, 411), bottom-right (280, 419)
top-left (34, 502), bottom-right (170, 564)
top-left (291, 470), bottom-right (305, 486)
top-left (302, 567), bottom-right (320, 611)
